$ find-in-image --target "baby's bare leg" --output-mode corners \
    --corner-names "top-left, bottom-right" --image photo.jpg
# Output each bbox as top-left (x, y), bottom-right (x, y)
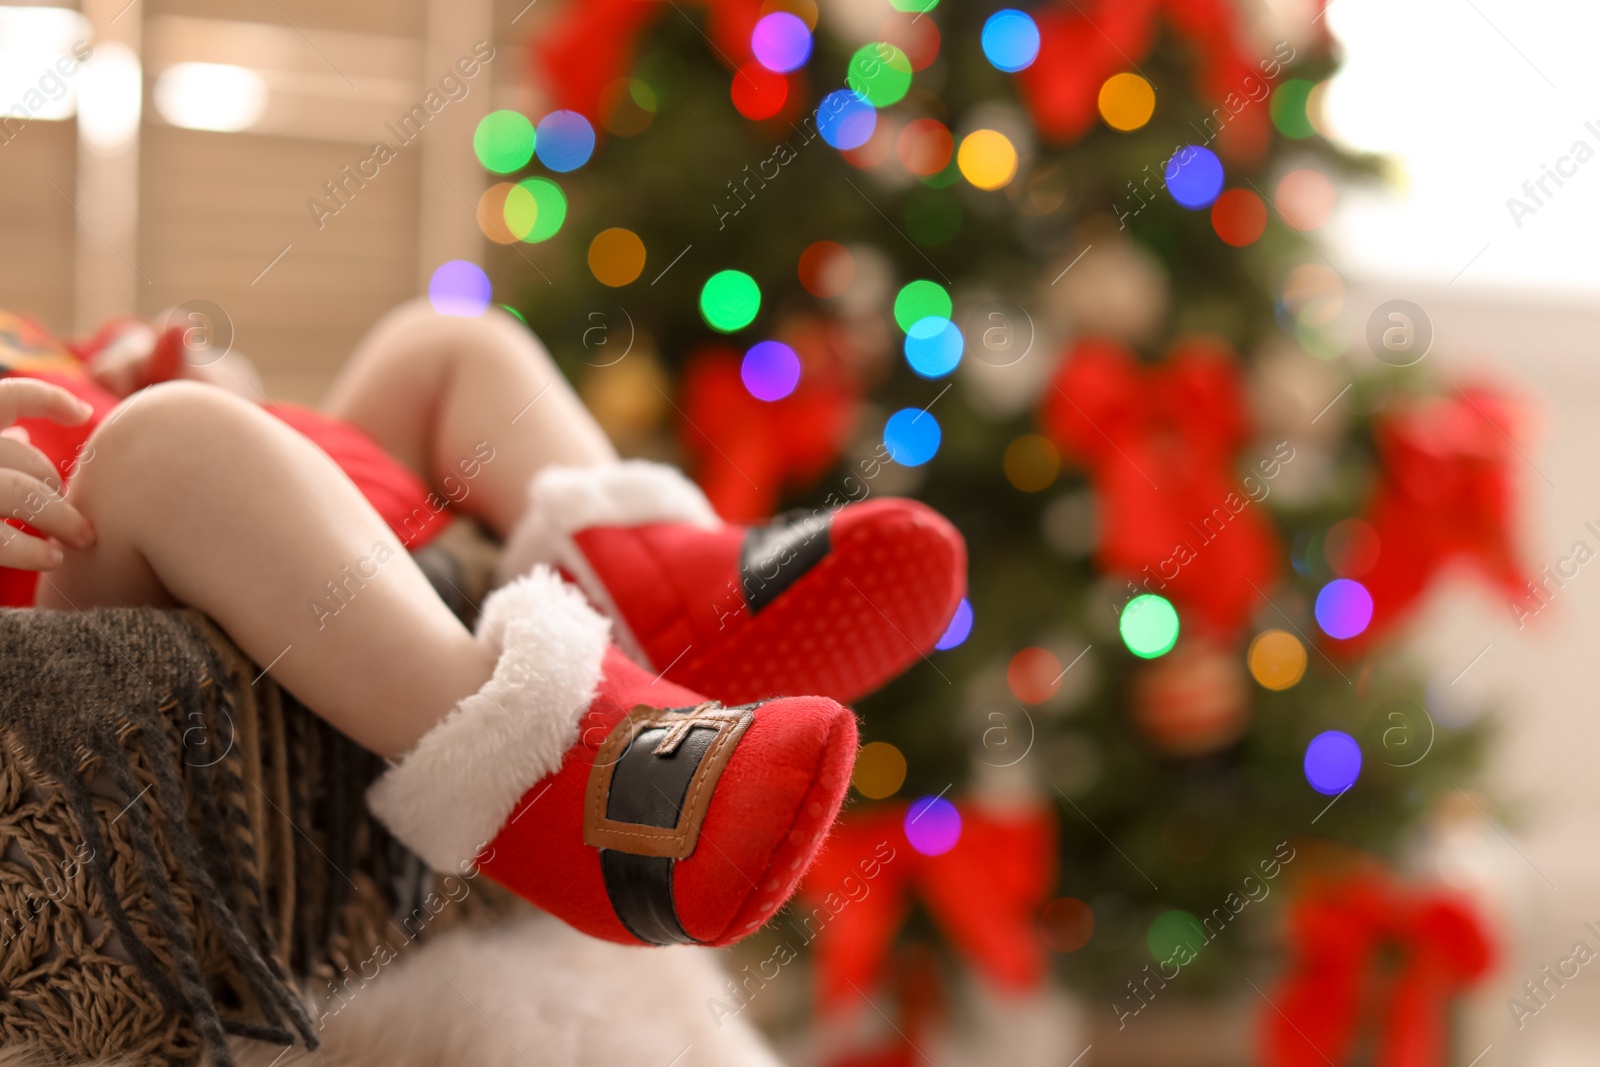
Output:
top-left (323, 300), bottom-right (617, 538)
top-left (35, 382), bottom-right (494, 758)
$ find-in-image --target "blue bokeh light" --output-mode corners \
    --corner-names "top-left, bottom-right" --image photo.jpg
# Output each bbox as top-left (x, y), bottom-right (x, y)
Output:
top-left (1164, 145), bottom-right (1224, 209)
top-left (981, 9), bottom-right (1041, 73)
top-left (1304, 730), bottom-right (1362, 795)
top-left (883, 407), bottom-right (941, 466)
top-left (534, 110), bottom-right (595, 172)
top-left (934, 598), bottom-right (973, 650)
top-left (904, 316), bottom-right (964, 378)
top-left (817, 89), bottom-right (877, 150)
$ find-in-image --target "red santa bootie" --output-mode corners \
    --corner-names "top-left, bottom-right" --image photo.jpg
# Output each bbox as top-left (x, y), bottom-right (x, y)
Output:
top-left (367, 566), bottom-right (857, 946)
top-left (496, 461), bottom-right (966, 705)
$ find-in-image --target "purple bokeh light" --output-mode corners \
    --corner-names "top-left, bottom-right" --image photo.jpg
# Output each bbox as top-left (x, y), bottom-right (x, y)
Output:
top-left (740, 340), bottom-right (801, 401)
top-left (428, 260), bottom-right (492, 317)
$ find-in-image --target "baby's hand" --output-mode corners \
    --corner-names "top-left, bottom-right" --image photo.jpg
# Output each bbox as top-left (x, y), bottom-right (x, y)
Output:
top-left (0, 379), bottom-right (96, 570)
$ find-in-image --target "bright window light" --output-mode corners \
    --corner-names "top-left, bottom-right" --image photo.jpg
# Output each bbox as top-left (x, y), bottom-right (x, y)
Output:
top-left (77, 42), bottom-right (142, 153)
top-left (154, 62), bottom-right (267, 132)
top-left (0, 7), bottom-right (92, 121)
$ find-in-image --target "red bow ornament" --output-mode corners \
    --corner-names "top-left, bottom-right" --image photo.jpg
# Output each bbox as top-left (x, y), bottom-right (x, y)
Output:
top-left (533, 0), bottom-right (765, 120)
top-left (799, 800), bottom-right (1056, 1017)
top-left (1261, 873), bottom-right (1496, 1067)
top-left (678, 335), bottom-right (858, 523)
top-left (1041, 338), bottom-right (1280, 635)
top-left (1017, 0), bottom-right (1279, 161)
top-left (1345, 387), bottom-right (1528, 650)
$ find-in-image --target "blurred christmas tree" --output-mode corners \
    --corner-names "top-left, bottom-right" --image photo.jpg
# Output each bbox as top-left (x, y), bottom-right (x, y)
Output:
top-left (473, 0), bottom-right (1511, 1046)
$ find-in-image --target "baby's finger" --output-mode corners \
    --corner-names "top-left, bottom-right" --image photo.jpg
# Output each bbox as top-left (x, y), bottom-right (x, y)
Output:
top-left (0, 378), bottom-right (94, 429)
top-left (0, 525), bottom-right (64, 571)
top-left (0, 433), bottom-right (65, 489)
top-left (0, 468), bottom-right (94, 550)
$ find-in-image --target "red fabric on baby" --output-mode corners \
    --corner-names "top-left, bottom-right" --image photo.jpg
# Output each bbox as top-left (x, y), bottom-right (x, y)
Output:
top-left (0, 311), bottom-right (448, 608)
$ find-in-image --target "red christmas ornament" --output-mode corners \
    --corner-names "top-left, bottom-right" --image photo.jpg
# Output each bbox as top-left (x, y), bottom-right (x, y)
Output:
top-left (1345, 387), bottom-right (1528, 650)
top-left (533, 0), bottom-right (765, 119)
top-left (802, 801), bottom-right (1057, 1017)
top-left (678, 325), bottom-right (858, 522)
top-left (1015, 0), bottom-right (1274, 163)
top-left (1130, 638), bottom-right (1250, 756)
top-left (1261, 872), bottom-right (1495, 1067)
top-left (1040, 337), bottom-right (1280, 635)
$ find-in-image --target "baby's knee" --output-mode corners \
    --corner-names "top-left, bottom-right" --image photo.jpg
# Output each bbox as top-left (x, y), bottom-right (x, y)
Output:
top-left (78, 381), bottom-right (262, 472)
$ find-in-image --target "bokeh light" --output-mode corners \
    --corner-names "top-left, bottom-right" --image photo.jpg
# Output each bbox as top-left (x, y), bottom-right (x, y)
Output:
top-left (1003, 434), bottom-right (1060, 492)
top-left (847, 42), bottom-right (913, 108)
top-left (504, 178), bottom-right (567, 242)
top-left (534, 110), bottom-right (595, 172)
top-left (898, 118), bottom-right (954, 176)
top-left (1324, 519), bottom-right (1381, 577)
top-left (934, 597), bottom-right (972, 650)
top-left (1270, 78), bottom-right (1316, 139)
top-left (428, 260), bottom-right (491, 317)
top-left (740, 340), bottom-right (801, 400)
top-left (1247, 629), bottom-right (1307, 691)
top-left (699, 270), bottom-right (762, 332)
top-left (817, 89), bottom-right (877, 150)
top-left (1276, 168), bottom-right (1337, 230)
top-left (476, 183), bottom-right (520, 244)
top-left (852, 740), bottom-right (907, 799)
top-left (587, 227), bottom-right (646, 287)
top-left (798, 240), bottom-right (853, 297)
top-left (1304, 730), bottom-right (1362, 795)
top-left (883, 407), bottom-right (941, 466)
top-left (731, 62), bottom-right (788, 120)
top-left (1039, 897), bottom-right (1094, 952)
top-left (1097, 72), bottom-right (1155, 131)
top-left (1147, 910), bottom-right (1204, 961)
top-left (1120, 594), bottom-right (1179, 658)
top-left (1315, 579), bottom-right (1374, 640)
top-left (1008, 646), bottom-right (1063, 704)
top-left (751, 11), bottom-right (812, 72)
top-left (1211, 189), bottom-right (1268, 246)
top-left (893, 279), bottom-right (952, 331)
top-left (904, 794), bottom-right (962, 856)
top-left (904, 316), bottom-right (964, 377)
top-left (890, 0), bottom-right (937, 10)
top-left (981, 9), bottom-right (1040, 73)
top-left (957, 129), bottom-right (1018, 190)
top-left (473, 110), bottom-right (534, 173)
top-left (1165, 145), bottom-right (1224, 209)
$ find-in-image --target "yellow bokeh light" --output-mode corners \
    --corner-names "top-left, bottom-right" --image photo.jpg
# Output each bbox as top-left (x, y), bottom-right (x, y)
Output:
top-left (1098, 72), bottom-right (1156, 132)
top-left (957, 129), bottom-right (1018, 191)
top-left (852, 741), bottom-right (908, 799)
top-left (503, 183), bottom-right (538, 240)
top-left (1003, 433), bottom-right (1060, 492)
top-left (587, 227), bottom-right (647, 287)
top-left (1247, 629), bottom-right (1307, 691)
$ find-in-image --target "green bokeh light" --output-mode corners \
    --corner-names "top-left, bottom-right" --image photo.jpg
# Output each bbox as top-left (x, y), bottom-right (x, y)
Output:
top-left (700, 270), bottom-right (762, 332)
top-left (893, 280), bottom-right (953, 332)
top-left (1147, 910), bottom-right (1205, 963)
top-left (847, 43), bottom-right (913, 108)
top-left (1269, 79), bottom-right (1316, 140)
top-left (889, 0), bottom-right (938, 10)
top-left (1120, 594), bottom-right (1180, 658)
top-left (474, 110), bottom-right (535, 173)
top-left (504, 178), bottom-right (566, 243)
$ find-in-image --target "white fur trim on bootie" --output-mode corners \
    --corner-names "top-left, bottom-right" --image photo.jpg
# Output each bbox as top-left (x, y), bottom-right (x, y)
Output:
top-left (495, 460), bottom-right (719, 589)
top-left (366, 565), bottom-right (612, 873)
